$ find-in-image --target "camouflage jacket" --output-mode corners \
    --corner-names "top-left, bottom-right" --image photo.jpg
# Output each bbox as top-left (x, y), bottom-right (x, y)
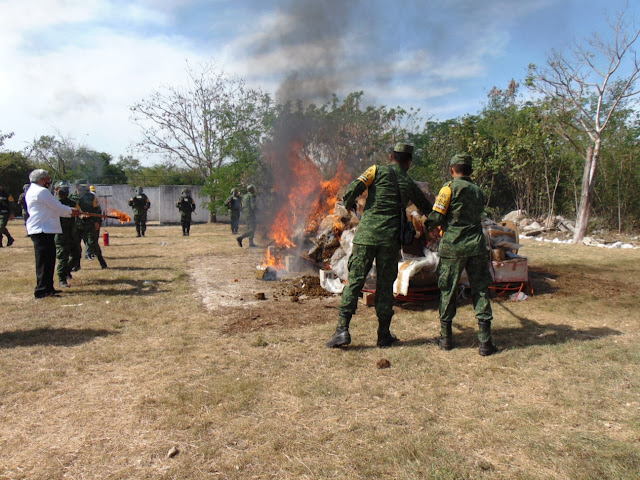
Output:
top-left (0, 188), bottom-right (13, 215)
top-left (177, 196), bottom-right (195, 214)
top-left (425, 176), bottom-right (487, 258)
top-left (72, 191), bottom-right (102, 227)
top-left (343, 163), bottom-right (432, 247)
top-left (129, 194), bottom-right (150, 216)
top-left (242, 192), bottom-right (256, 219)
top-left (57, 196), bottom-right (79, 232)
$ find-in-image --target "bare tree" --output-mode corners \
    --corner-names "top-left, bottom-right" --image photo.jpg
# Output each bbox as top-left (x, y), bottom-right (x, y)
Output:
top-left (25, 133), bottom-right (79, 180)
top-left (527, 8), bottom-right (640, 243)
top-left (130, 61), bottom-right (272, 222)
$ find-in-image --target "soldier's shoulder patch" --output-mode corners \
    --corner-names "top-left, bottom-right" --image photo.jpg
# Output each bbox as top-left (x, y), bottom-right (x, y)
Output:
top-left (433, 182), bottom-right (452, 215)
top-left (356, 165), bottom-right (377, 187)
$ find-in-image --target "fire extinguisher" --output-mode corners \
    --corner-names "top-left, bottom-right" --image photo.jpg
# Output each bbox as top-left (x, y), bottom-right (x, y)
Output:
top-left (103, 230), bottom-right (109, 246)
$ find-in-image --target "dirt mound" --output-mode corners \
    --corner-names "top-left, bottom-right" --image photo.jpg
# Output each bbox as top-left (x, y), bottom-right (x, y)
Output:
top-left (286, 275), bottom-right (334, 302)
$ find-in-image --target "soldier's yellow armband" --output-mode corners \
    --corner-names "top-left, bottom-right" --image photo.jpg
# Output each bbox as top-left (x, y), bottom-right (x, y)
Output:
top-left (433, 183), bottom-right (452, 215)
top-left (8, 195), bottom-right (14, 202)
top-left (356, 165), bottom-right (377, 187)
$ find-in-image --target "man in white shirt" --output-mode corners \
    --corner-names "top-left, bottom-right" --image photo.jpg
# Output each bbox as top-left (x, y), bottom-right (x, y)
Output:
top-left (26, 169), bottom-right (80, 298)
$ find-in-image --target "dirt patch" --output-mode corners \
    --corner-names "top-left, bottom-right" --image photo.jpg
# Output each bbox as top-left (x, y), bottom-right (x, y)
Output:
top-left (188, 253), bottom-right (340, 334)
top-left (529, 265), bottom-right (639, 298)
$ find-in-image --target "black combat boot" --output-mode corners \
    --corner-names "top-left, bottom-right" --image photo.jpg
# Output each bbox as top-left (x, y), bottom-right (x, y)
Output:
top-left (376, 317), bottom-right (398, 348)
top-left (439, 321), bottom-right (453, 351)
top-left (136, 225), bottom-right (141, 237)
top-left (326, 314), bottom-right (352, 348)
top-left (478, 320), bottom-right (498, 356)
top-left (6, 235), bottom-right (14, 246)
top-left (98, 254), bottom-right (108, 269)
top-left (236, 236), bottom-right (243, 247)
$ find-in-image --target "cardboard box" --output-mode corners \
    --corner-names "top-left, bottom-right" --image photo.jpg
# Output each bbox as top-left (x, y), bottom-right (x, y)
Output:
top-left (491, 258), bottom-right (528, 283)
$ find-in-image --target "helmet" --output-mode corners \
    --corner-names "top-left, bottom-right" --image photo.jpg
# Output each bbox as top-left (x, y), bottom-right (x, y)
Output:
top-left (23, 184), bottom-right (30, 192)
top-left (247, 184), bottom-right (256, 193)
top-left (231, 188), bottom-right (239, 196)
top-left (89, 185), bottom-right (96, 192)
top-left (55, 180), bottom-right (70, 194)
top-left (182, 188), bottom-right (191, 197)
top-left (135, 186), bottom-right (143, 194)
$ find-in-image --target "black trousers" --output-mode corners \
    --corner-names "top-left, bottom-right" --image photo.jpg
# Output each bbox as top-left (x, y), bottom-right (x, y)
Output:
top-left (31, 233), bottom-right (57, 298)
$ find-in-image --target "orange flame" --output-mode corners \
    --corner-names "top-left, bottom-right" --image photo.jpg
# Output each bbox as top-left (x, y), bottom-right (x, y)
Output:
top-left (107, 208), bottom-right (131, 224)
top-left (261, 248), bottom-right (285, 270)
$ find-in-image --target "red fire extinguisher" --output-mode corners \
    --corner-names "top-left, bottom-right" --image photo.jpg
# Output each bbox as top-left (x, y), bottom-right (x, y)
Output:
top-left (103, 230), bottom-right (109, 246)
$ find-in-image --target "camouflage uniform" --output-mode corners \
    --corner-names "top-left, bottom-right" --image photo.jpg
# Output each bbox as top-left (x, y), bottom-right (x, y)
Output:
top-left (236, 186), bottom-right (257, 247)
top-left (75, 187), bottom-right (108, 269)
top-left (18, 184), bottom-right (29, 224)
top-left (129, 187), bottom-right (150, 237)
top-left (55, 187), bottom-right (79, 285)
top-left (176, 190), bottom-right (196, 236)
top-left (425, 153), bottom-right (497, 356)
top-left (328, 143), bottom-right (432, 348)
top-left (225, 189), bottom-right (242, 234)
top-left (0, 186), bottom-right (15, 247)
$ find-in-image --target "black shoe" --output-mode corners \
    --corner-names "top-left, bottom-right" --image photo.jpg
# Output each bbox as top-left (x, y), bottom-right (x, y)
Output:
top-left (60, 280), bottom-right (70, 288)
top-left (236, 237), bottom-right (243, 247)
top-left (439, 335), bottom-right (453, 351)
top-left (99, 260), bottom-right (108, 269)
top-left (66, 273), bottom-right (73, 280)
top-left (326, 327), bottom-right (351, 348)
top-left (479, 341), bottom-right (499, 356)
top-left (6, 237), bottom-right (14, 246)
top-left (71, 266), bottom-right (80, 272)
top-left (249, 243), bottom-right (258, 248)
top-left (136, 234), bottom-right (141, 237)
top-left (377, 332), bottom-right (399, 348)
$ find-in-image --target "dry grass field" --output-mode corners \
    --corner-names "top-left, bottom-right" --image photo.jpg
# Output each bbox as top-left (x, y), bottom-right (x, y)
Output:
top-left (1, 219), bottom-right (639, 479)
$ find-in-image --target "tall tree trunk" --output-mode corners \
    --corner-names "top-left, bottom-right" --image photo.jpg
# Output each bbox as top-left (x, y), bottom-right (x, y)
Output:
top-left (573, 142), bottom-right (599, 243)
top-left (208, 195), bottom-right (217, 223)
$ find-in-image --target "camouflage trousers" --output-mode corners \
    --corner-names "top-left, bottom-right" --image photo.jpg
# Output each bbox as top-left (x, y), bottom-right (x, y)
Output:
top-left (55, 229), bottom-right (78, 281)
top-left (77, 224), bottom-right (103, 260)
top-left (238, 216), bottom-right (255, 243)
top-left (338, 243), bottom-right (399, 322)
top-left (180, 214), bottom-right (192, 234)
top-left (134, 214), bottom-right (147, 236)
top-left (438, 254), bottom-right (493, 342)
top-left (0, 213), bottom-right (10, 238)
top-left (230, 211), bottom-right (240, 234)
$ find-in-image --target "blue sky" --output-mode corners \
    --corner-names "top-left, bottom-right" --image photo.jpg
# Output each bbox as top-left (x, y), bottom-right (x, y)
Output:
top-left (0, 0), bottom-right (637, 165)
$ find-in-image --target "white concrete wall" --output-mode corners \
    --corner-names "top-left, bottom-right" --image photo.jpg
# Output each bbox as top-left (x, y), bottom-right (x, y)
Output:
top-left (77, 185), bottom-right (215, 226)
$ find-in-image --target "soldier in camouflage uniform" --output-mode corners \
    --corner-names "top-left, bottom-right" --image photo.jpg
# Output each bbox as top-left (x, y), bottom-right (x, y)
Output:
top-left (54, 182), bottom-right (79, 287)
top-left (18, 184), bottom-right (30, 225)
top-left (176, 188), bottom-right (196, 236)
top-left (0, 184), bottom-right (15, 247)
top-left (129, 186), bottom-right (150, 237)
top-left (326, 143), bottom-right (433, 348)
top-left (75, 183), bottom-right (108, 269)
top-left (236, 185), bottom-right (257, 248)
top-left (425, 153), bottom-right (498, 356)
top-left (225, 188), bottom-right (242, 235)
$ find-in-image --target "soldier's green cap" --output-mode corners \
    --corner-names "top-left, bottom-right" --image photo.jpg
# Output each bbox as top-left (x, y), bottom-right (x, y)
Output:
top-left (75, 179), bottom-right (88, 185)
top-left (449, 153), bottom-right (473, 166)
top-left (247, 185), bottom-right (256, 192)
top-left (393, 142), bottom-right (414, 154)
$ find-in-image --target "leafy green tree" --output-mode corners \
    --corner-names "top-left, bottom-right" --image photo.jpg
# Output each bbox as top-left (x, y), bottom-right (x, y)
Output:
top-left (0, 152), bottom-right (33, 202)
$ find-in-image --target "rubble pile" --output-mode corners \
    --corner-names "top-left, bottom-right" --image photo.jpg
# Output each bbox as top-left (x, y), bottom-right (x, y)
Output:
top-left (502, 210), bottom-right (639, 249)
